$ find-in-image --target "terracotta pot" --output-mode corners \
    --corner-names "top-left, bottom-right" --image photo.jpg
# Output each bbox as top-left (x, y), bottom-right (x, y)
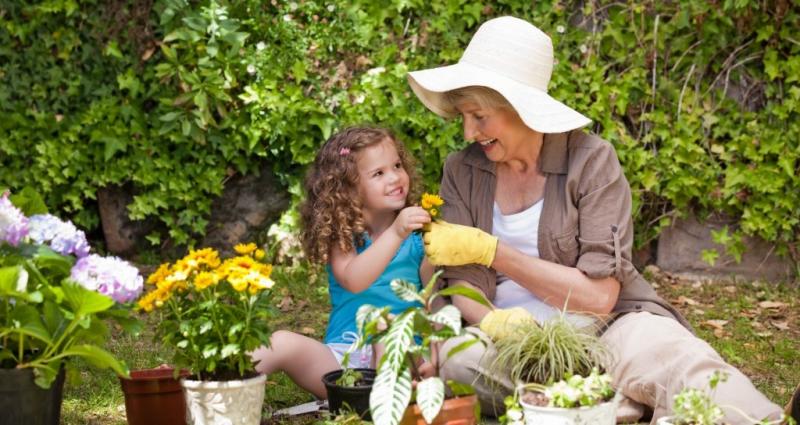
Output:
top-left (400, 394), bottom-right (479, 425)
top-left (322, 368), bottom-right (376, 419)
top-left (119, 367), bottom-right (190, 425)
top-left (0, 367), bottom-right (66, 425)
top-left (182, 373), bottom-right (266, 425)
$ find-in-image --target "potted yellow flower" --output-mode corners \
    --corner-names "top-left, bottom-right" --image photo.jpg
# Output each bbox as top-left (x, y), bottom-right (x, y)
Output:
top-left (136, 243), bottom-right (276, 425)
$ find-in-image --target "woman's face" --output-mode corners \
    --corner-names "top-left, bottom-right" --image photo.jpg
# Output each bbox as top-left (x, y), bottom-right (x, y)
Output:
top-left (455, 101), bottom-right (535, 163)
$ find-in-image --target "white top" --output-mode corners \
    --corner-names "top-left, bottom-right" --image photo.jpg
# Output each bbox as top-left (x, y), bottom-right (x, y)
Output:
top-left (492, 200), bottom-right (593, 327)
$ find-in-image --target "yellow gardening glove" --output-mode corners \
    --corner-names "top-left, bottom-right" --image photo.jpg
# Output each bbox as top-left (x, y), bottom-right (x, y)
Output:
top-left (422, 221), bottom-right (498, 267)
top-left (479, 307), bottom-right (538, 341)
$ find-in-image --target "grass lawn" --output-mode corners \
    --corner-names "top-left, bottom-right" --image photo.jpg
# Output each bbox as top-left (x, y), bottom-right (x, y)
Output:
top-left (60, 263), bottom-right (798, 424)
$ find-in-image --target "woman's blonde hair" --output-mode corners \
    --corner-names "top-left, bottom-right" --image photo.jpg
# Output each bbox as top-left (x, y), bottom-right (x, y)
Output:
top-left (441, 86), bottom-right (514, 115)
top-left (299, 126), bottom-right (421, 264)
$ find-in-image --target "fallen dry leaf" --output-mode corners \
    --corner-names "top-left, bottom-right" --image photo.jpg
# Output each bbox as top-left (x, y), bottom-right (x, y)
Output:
top-left (300, 327), bottom-right (316, 335)
top-left (771, 321), bottom-right (790, 331)
top-left (755, 331), bottom-right (773, 338)
top-left (677, 296), bottom-right (700, 306)
top-left (723, 286), bottom-right (736, 293)
top-left (758, 301), bottom-right (786, 309)
top-left (277, 295), bottom-right (294, 312)
top-left (702, 319), bottom-right (729, 330)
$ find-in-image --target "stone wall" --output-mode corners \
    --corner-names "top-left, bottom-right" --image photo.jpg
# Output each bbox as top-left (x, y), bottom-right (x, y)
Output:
top-left (656, 215), bottom-right (796, 282)
top-left (98, 161), bottom-right (289, 257)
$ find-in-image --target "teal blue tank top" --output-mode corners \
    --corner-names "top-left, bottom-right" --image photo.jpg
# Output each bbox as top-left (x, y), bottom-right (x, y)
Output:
top-left (324, 232), bottom-right (424, 344)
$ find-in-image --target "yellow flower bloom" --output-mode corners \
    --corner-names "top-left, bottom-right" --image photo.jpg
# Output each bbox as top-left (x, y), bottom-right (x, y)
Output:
top-left (229, 275), bottom-right (249, 292)
top-left (234, 243), bottom-right (258, 255)
top-left (420, 193), bottom-right (444, 210)
top-left (250, 275), bottom-right (275, 291)
top-left (147, 263), bottom-right (171, 285)
top-left (254, 249), bottom-right (266, 260)
top-left (137, 291), bottom-right (156, 312)
top-left (429, 208), bottom-right (438, 217)
top-left (194, 271), bottom-right (218, 290)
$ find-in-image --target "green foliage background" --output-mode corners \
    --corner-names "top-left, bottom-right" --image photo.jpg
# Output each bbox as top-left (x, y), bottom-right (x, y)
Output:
top-left (1, 0), bottom-right (798, 262)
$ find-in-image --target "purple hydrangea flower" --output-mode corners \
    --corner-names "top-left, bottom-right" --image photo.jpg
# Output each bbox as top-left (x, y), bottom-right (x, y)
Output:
top-left (70, 254), bottom-right (144, 303)
top-left (0, 192), bottom-right (29, 246)
top-left (28, 214), bottom-right (90, 258)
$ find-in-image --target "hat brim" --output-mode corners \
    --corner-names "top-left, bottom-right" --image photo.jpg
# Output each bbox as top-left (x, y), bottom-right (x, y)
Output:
top-left (408, 62), bottom-right (591, 134)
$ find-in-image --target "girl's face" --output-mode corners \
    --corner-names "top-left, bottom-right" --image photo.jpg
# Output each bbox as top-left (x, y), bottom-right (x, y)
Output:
top-left (356, 138), bottom-right (410, 215)
top-left (455, 101), bottom-right (534, 163)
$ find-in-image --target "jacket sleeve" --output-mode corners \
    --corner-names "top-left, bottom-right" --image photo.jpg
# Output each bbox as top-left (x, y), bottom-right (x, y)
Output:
top-left (438, 152), bottom-right (497, 300)
top-left (573, 140), bottom-right (636, 285)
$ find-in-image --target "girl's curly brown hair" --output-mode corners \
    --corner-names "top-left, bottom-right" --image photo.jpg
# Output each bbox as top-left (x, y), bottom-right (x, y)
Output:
top-left (300, 127), bottom-right (421, 264)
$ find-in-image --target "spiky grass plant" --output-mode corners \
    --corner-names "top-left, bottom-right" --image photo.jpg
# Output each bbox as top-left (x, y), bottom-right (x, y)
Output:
top-left (490, 314), bottom-right (610, 385)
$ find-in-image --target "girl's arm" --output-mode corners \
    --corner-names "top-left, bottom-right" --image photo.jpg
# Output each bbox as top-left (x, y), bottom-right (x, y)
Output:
top-left (330, 206), bottom-right (430, 293)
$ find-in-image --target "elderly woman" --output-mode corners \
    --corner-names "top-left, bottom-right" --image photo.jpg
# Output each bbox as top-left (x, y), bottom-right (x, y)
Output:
top-left (408, 16), bottom-right (796, 424)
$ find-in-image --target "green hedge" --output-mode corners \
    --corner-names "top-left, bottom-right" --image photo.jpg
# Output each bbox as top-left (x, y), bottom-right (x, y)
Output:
top-left (1, 0), bottom-right (798, 264)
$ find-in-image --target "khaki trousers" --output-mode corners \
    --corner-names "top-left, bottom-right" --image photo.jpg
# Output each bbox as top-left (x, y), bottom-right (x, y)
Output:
top-left (439, 312), bottom-right (783, 424)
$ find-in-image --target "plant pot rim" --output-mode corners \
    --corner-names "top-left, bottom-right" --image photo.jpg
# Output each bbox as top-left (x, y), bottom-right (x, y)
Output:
top-left (124, 366), bottom-right (191, 381)
top-left (517, 387), bottom-right (621, 412)
top-left (181, 373), bottom-right (266, 389)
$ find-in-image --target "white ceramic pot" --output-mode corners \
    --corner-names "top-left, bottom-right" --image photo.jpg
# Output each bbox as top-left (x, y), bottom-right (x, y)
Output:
top-left (518, 391), bottom-right (621, 425)
top-left (181, 373), bottom-right (266, 425)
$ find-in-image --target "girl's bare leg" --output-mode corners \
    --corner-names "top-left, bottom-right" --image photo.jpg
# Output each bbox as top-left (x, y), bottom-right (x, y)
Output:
top-left (250, 330), bottom-right (341, 399)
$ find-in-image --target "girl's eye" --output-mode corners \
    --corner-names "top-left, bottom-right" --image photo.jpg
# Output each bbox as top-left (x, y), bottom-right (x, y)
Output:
top-left (373, 171), bottom-right (383, 177)
top-left (394, 162), bottom-right (403, 169)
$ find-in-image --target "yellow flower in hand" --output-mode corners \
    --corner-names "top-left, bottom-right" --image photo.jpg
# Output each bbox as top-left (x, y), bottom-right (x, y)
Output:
top-left (420, 193), bottom-right (444, 211)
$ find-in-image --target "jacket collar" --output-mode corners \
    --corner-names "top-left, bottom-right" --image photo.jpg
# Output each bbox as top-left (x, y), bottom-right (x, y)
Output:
top-left (461, 131), bottom-right (570, 175)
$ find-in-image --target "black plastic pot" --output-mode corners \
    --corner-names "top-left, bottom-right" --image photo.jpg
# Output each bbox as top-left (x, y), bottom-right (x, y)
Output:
top-left (0, 367), bottom-right (66, 425)
top-left (322, 368), bottom-right (376, 419)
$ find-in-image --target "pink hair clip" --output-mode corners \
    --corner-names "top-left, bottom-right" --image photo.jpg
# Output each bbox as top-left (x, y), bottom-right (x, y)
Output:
top-left (339, 147), bottom-right (351, 156)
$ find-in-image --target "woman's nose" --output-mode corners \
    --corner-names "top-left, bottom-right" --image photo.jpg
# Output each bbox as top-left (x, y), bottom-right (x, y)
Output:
top-left (462, 116), bottom-right (479, 142)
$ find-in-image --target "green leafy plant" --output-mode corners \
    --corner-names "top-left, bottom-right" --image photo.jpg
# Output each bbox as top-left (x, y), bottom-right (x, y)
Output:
top-left (520, 367), bottom-right (615, 408)
top-left (2, 1), bottom-right (799, 265)
top-left (335, 350), bottom-right (366, 387)
top-left (0, 191), bottom-right (142, 388)
top-left (136, 242), bottom-right (276, 380)
top-left (490, 312), bottom-right (610, 386)
top-left (666, 371), bottom-right (790, 425)
top-left (355, 270), bottom-right (488, 425)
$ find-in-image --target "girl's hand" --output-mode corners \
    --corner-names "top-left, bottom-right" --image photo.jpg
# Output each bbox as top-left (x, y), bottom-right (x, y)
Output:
top-left (392, 206), bottom-right (431, 239)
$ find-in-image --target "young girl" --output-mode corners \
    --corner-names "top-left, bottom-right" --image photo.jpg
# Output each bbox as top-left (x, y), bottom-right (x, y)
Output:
top-left (250, 126), bottom-right (433, 398)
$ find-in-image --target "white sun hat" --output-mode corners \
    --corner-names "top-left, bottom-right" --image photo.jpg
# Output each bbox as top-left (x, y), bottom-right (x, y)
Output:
top-left (407, 16), bottom-right (591, 134)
